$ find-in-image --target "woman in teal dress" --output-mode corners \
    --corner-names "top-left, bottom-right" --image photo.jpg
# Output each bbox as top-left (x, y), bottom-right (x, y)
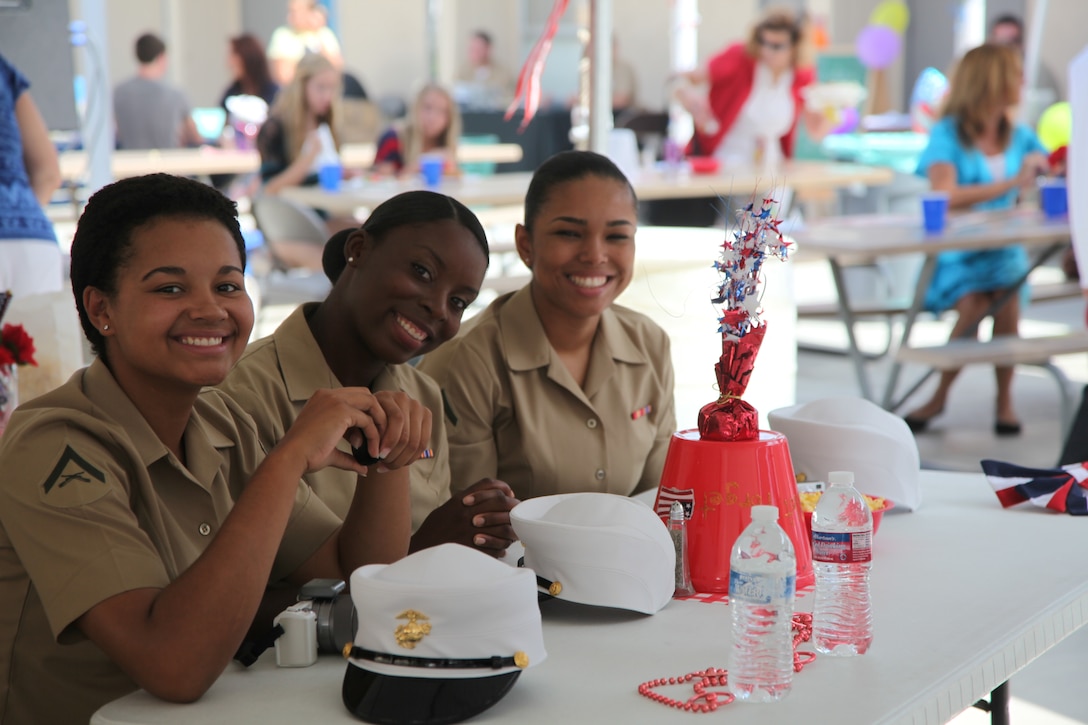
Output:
top-left (904, 44), bottom-right (1049, 435)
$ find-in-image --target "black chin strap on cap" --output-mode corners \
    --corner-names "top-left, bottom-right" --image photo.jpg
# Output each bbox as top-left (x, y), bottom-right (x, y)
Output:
top-left (344, 645), bottom-right (529, 670)
top-left (517, 556), bottom-right (562, 599)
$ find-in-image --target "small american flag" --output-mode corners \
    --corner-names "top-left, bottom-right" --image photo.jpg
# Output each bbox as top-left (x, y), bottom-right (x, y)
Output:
top-left (655, 487), bottom-right (695, 518)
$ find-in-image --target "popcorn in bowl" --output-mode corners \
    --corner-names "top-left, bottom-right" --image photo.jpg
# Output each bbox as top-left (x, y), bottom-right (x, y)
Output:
top-left (798, 486), bottom-right (895, 536)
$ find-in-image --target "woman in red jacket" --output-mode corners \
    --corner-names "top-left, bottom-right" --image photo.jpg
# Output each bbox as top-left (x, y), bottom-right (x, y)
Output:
top-left (673, 8), bottom-right (819, 168)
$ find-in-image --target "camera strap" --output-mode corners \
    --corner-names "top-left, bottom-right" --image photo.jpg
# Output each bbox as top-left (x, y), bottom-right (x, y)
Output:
top-left (233, 623), bottom-right (285, 667)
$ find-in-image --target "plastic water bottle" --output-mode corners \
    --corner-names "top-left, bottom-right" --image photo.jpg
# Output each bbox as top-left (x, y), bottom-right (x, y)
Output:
top-left (811, 470), bottom-right (873, 656)
top-left (729, 505), bottom-right (796, 703)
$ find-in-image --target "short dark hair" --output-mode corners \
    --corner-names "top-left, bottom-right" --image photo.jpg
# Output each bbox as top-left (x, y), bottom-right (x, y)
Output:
top-left (473, 30), bottom-right (493, 47)
top-left (70, 174), bottom-right (246, 359)
top-left (321, 190), bottom-right (490, 283)
top-left (135, 33), bottom-right (166, 64)
top-left (991, 13), bottom-right (1024, 32)
top-left (523, 150), bottom-right (638, 231)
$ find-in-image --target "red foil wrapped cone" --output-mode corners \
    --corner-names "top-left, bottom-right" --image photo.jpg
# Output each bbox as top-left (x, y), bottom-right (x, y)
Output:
top-left (697, 325), bottom-right (767, 441)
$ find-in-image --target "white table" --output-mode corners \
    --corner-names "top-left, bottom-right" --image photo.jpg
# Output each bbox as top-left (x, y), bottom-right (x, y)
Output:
top-left (791, 208), bottom-right (1073, 407)
top-left (93, 471), bottom-right (1088, 725)
top-left (58, 144), bottom-right (523, 182)
top-left (280, 161), bottom-right (894, 216)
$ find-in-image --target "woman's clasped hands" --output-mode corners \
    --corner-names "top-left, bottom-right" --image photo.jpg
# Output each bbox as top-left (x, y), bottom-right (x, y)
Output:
top-left (276, 387), bottom-right (433, 478)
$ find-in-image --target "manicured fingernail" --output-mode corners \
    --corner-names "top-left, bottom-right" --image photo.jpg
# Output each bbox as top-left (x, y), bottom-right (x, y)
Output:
top-left (375, 465), bottom-right (389, 473)
top-left (474, 535), bottom-right (486, 546)
top-left (462, 495), bottom-right (475, 506)
top-left (379, 448), bottom-right (392, 459)
top-left (473, 515), bottom-right (485, 527)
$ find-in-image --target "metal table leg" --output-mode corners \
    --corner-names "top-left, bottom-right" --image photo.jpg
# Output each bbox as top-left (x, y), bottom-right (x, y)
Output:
top-left (972, 680), bottom-right (1011, 725)
top-left (881, 255), bottom-right (938, 410)
top-left (828, 257), bottom-right (874, 401)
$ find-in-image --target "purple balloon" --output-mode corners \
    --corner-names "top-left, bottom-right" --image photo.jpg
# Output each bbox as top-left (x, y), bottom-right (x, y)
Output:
top-left (832, 106), bottom-right (859, 134)
top-left (856, 25), bottom-right (901, 70)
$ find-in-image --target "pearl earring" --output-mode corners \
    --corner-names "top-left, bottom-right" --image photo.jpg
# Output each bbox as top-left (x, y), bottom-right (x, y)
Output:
top-left (103, 324), bottom-right (110, 331)
top-left (348, 256), bottom-right (355, 263)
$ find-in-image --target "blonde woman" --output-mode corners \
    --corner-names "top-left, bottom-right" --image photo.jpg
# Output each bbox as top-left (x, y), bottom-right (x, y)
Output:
top-left (373, 84), bottom-right (461, 176)
top-left (257, 52), bottom-right (342, 195)
top-left (903, 44), bottom-right (1049, 436)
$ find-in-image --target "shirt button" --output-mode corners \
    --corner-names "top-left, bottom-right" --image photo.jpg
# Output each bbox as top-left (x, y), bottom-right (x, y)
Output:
top-left (586, 418), bottom-right (598, 429)
top-left (198, 523), bottom-right (212, 536)
top-left (595, 469), bottom-right (605, 481)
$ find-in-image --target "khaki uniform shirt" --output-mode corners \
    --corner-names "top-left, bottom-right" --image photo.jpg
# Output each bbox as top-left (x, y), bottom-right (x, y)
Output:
top-left (418, 286), bottom-right (676, 500)
top-left (220, 304), bottom-right (450, 530)
top-left (0, 359), bottom-right (340, 724)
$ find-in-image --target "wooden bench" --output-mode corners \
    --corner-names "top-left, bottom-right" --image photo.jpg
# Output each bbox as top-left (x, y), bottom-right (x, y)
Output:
top-left (895, 330), bottom-right (1088, 440)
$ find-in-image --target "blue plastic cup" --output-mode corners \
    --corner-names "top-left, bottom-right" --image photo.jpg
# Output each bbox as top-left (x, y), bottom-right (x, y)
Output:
top-left (420, 155), bottom-right (444, 189)
top-left (318, 162), bottom-right (342, 191)
top-left (1039, 179), bottom-right (1068, 219)
top-left (921, 192), bottom-right (949, 234)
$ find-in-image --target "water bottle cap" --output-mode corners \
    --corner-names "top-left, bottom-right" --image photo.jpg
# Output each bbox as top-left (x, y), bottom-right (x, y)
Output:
top-left (828, 470), bottom-right (855, 486)
top-left (750, 505), bottom-right (778, 521)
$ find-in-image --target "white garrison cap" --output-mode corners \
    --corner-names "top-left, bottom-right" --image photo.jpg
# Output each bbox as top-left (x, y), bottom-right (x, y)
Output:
top-left (510, 493), bottom-right (675, 615)
top-left (768, 397), bottom-right (922, 510)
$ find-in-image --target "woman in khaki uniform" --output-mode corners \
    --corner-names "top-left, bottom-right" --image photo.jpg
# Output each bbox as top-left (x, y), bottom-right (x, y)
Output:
top-left (222, 191), bottom-right (519, 557)
top-left (419, 151), bottom-right (676, 500)
top-left (0, 175), bottom-right (430, 723)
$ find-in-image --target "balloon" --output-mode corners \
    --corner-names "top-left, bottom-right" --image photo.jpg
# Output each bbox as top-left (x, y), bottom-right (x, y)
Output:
top-left (1037, 102), bottom-right (1073, 152)
top-left (909, 67), bottom-right (948, 133)
top-left (832, 106), bottom-right (859, 134)
top-left (855, 25), bottom-right (901, 70)
top-left (870, 0), bottom-right (910, 34)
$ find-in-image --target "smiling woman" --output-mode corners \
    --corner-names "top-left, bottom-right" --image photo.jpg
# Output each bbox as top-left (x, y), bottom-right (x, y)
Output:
top-left (220, 190), bottom-right (522, 559)
top-left (0, 174), bottom-right (431, 723)
top-left (417, 151), bottom-right (677, 502)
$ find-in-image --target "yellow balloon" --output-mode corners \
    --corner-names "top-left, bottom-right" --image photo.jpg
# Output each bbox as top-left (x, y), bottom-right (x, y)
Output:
top-left (1037, 102), bottom-right (1073, 152)
top-left (870, 0), bottom-right (910, 34)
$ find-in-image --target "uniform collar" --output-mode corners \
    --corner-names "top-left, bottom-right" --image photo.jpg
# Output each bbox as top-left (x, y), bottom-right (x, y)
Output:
top-left (276, 303), bottom-right (341, 402)
top-left (83, 358), bottom-right (168, 467)
top-left (82, 359), bottom-right (235, 482)
top-left (498, 285), bottom-right (648, 371)
top-left (275, 302), bottom-right (399, 397)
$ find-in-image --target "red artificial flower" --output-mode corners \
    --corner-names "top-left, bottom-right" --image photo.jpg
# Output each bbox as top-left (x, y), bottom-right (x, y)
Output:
top-left (0, 324), bottom-right (37, 366)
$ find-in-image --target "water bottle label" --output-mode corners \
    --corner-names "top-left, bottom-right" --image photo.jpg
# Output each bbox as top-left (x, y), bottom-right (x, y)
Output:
top-left (811, 531), bottom-right (872, 563)
top-left (729, 570), bottom-right (796, 604)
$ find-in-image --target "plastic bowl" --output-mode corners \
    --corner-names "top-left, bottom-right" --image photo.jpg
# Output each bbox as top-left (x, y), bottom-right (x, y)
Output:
top-left (688, 156), bottom-right (720, 175)
top-left (802, 498), bottom-right (895, 539)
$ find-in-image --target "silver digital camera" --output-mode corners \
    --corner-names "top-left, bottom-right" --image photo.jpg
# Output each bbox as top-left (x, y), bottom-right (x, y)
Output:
top-left (274, 578), bottom-right (357, 667)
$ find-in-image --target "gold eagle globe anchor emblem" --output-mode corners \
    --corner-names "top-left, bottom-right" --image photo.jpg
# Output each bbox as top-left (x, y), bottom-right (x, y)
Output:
top-left (394, 609), bottom-right (432, 649)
